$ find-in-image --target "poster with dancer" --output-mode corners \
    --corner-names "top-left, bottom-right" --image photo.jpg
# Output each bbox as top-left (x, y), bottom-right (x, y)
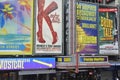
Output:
top-left (35, 0), bottom-right (63, 54)
top-left (0, 0), bottom-right (34, 55)
top-left (76, 2), bottom-right (98, 54)
top-left (99, 6), bottom-right (119, 55)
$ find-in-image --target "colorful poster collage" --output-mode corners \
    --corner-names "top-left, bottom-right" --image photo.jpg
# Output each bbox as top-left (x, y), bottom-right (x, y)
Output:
top-left (0, 0), bottom-right (63, 55)
top-left (99, 6), bottom-right (119, 54)
top-left (76, 2), bottom-right (98, 54)
top-left (0, 0), bottom-right (34, 55)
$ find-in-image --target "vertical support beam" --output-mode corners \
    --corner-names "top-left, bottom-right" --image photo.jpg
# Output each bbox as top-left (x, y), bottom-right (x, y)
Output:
top-left (36, 74), bottom-right (39, 80)
top-left (69, 0), bottom-right (76, 55)
top-left (18, 75), bottom-right (23, 80)
top-left (75, 53), bottom-right (79, 73)
top-left (103, 0), bottom-right (106, 5)
top-left (56, 72), bottom-right (61, 80)
top-left (115, 0), bottom-right (119, 5)
top-left (46, 74), bottom-right (49, 80)
top-left (117, 5), bottom-right (120, 56)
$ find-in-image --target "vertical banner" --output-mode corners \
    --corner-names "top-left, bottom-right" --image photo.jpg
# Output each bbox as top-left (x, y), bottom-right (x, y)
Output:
top-left (0, 0), bottom-right (34, 55)
top-left (35, 0), bottom-right (63, 54)
top-left (99, 6), bottom-right (119, 55)
top-left (76, 2), bottom-right (98, 54)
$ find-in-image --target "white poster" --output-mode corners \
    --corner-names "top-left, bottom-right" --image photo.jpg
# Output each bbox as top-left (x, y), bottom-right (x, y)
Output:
top-left (35, 0), bottom-right (63, 54)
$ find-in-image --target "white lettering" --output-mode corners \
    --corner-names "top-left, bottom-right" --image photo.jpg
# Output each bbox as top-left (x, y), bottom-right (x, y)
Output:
top-left (0, 59), bottom-right (30, 70)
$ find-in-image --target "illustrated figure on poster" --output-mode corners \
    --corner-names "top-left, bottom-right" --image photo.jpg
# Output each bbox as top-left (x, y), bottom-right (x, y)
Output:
top-left (37, 0), bottom-right (58, 44)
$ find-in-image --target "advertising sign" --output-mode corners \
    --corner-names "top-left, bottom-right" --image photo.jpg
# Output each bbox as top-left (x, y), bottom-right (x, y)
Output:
top-left (76, 2), bottom-right (98, 54)
top-left (97, 0), bottom-right (115, 4)
top-left (56, 57), bottom-right (72, 62)
top-left (79, 56), bottom-right (110, 68)
top-left (56, 56), bottom-right (75, 69)
top-left (99, 6), bottom-right (119, 55)
top-left (0, 58), bottom-right (55, 70)
top-left (79, 56), bottom-right (108, 63)
top-left (35, 0), bottom-right (63, 54)
top-left (0, 0), bottom-right (34, 55)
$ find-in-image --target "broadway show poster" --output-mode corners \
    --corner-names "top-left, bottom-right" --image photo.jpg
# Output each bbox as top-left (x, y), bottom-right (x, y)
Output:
top-left (35, 0), bottom-right (63, 54)
top-left (76, 2), bottom-right (98, 54)
top-left (0, 0), bottom-right (34, 55)
top-left (99, 6), bottom-right (119, 55)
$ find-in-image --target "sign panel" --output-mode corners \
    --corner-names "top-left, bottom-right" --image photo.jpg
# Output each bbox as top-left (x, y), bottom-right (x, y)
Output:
top-left (56, 56), bottom-right (75, 69)
top-left (0, 0), bottom-right (34, 55)
top-left (79, 56), bottom-right (110, 68)
top-left (35, 0), bottom-right (63, 54)
top-left (99, 6), bottom-right (119, 55)
top-left (98, 0), bottom-right (115, 4)
top-left (57, 57), bottom-right (72, 62)
top-left (76, 2), bottom-right (98, 54)
top-left (79, 56), bottom-right (108, 63)
top-left (0, 58), bottom-right (55, 70)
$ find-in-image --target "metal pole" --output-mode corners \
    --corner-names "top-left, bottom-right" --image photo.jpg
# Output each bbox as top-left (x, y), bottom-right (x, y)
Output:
top-left (103, 0), bottom-right (106, 5)
top-left (75, 53), bottom-right (79, 73)
top-left (46, 74), bottom-right (49, 80)
top-left (18, 75), bottom-right (23, 80)
top-left (37, 74), bottom-right (39, 80)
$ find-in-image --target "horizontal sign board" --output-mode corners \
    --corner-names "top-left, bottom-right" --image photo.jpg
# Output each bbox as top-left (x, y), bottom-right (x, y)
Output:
top-left (0, 58), bottom-right (55, 70)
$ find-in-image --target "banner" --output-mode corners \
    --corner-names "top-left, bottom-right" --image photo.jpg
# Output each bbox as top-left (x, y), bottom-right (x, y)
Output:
top-left (0, 0), bottom-right (34, 55)
top-left (76, 2), bottom-right (98, 54)
top-left (99, 6), bottom-right (119, 55)
top-left (0, 58), bottom-right (55, 70)
top-left (35, 0), bottom-right (63, 54)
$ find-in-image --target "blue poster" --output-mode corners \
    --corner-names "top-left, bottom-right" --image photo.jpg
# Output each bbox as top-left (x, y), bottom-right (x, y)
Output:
top-left (76, 2), bottom-right (98, 54)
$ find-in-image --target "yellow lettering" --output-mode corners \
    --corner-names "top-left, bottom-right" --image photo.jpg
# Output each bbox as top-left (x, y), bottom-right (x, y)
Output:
top-left (57, 58), bottom-right (62, 62)
top-left (64, 58), bottom-right (71, 62)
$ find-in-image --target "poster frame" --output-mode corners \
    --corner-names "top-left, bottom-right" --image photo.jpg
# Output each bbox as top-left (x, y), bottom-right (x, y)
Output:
top-left (0, 0), bottom-right (34, 55)
top-left (34, 0), bottom-right (64, 55)
top-left (98, 4), bottom-right (119, 55)
top-left (75, 1), bottom-right (99, 55)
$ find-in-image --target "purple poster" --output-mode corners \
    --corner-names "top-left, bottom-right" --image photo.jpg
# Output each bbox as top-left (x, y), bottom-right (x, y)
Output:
top-left (0, 58), bottom-right (55, 70)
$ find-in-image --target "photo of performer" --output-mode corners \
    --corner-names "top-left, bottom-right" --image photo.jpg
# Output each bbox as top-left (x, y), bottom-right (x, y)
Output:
top-left (37, 0), bottom-right (58, 44)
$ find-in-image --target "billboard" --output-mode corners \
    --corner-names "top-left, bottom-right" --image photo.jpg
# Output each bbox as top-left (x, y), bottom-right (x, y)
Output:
top-left (35, 0), bottom-right (63, 54)
top-left (76, 2), bottom-right (98, 54)
top-left (0, 0), bottom-right (34, 55)
top-left (99, 6), bottom-right (119, 55)
top-left (0, 58), bottom-right (55, 70)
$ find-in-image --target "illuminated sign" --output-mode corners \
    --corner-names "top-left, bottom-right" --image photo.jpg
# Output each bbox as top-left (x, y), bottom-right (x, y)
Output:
top-left (79, 56), bottom-right (108, 62)
top-left (0, 58), bottom-right (55, 70)
top-left (99, 8), bottom-right (118, 12)
top-left (97, 0), bottom-right (115, 4)
top-left (57, 57), bottom-right (72, 62)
